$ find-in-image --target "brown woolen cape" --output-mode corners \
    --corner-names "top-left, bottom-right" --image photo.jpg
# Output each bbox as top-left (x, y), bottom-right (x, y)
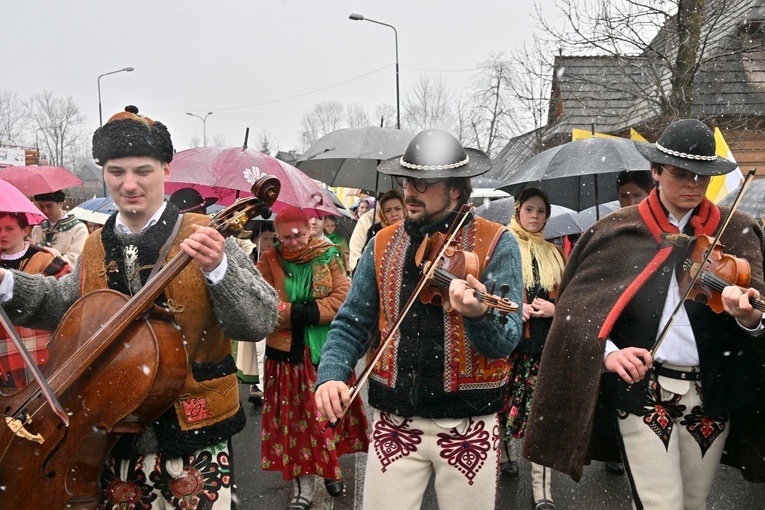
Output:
top-left (522, 194), bottom-right (765, 482)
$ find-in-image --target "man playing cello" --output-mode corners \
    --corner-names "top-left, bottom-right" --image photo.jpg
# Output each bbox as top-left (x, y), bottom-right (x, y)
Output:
top-left (524, 119), bottom-right (765, 509)
top-left (0, 106), bottom-right (278, 508)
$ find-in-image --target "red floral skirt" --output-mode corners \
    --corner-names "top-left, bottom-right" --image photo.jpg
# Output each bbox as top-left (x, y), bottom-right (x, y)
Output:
top-left (261, 347), bottom-right (369, 481)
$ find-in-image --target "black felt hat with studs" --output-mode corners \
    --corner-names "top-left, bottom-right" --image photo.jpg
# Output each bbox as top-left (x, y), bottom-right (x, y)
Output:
top-left (634, 119), bottom-right (737, 176)
top-left (377, 129), bottom-right (491, 179)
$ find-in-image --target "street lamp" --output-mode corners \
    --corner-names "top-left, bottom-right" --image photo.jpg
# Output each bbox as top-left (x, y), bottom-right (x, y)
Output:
top-left (186, 112), bottom-right (214, 147)
top-left (35, 126), bottom-right (52, 165)
top-left (349, 13), bottom-right (400, 130)
top-left (98, 67), bottom-right (135, 127)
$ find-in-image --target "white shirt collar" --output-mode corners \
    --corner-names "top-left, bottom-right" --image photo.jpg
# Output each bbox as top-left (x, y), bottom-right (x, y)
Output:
top-left (115, 203), bottom-right (168, 234)
top-left (667, 208), bottom-right (694, 231)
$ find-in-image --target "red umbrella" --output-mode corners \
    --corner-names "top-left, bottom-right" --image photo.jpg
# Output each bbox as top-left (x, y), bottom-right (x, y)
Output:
top-left (0, 179), bottom-right (47, 224)
top-left (165, 145), bottom-right (341, 217)
top-left (0, 166), bottom-right (83, 196)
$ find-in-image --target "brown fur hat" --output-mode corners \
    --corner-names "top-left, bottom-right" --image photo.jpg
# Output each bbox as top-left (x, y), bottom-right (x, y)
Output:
top-left (92, 105), bottom-right (174, 165)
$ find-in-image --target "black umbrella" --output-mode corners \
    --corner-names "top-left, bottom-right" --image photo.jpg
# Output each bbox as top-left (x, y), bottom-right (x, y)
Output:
top-left (473, 197), bottom-right (583, 240)
top-left (717, 179), bottom-right (765, 219)
top-left (296, 126), bottom-right (414, 192)
top-left (497, 137), bottom-right (649, 212)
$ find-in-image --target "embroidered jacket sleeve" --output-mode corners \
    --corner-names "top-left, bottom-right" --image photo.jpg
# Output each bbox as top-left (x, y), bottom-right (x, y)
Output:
top-left (462, 230), bottom-right (524, 359)
top-left (316, 240), bottom-right (380, 385)
top-left (206, 237), bottom-right (278, 342)
top-left (60, 222), bottom-right (89, 268)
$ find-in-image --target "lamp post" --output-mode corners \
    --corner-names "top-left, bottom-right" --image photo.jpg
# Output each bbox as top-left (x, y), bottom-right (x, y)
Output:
top-left (186, 112), bottom-right (214, 147)
top-left (98, 67), bottom-right (135, 127)
top-left (349, 13), bottom-right (400, 130)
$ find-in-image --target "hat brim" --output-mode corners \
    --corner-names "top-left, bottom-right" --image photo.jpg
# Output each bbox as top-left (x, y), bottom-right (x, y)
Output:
top-left (634, 141), bottom-right (737, 176)
top-left (203, 197), bottom-right (218, 208)
top-left (377, 148), bottom-right (492, 179)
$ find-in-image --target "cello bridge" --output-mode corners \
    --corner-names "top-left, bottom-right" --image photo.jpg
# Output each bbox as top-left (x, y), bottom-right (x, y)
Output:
top-left (5, 416), bottom-right (44, 444)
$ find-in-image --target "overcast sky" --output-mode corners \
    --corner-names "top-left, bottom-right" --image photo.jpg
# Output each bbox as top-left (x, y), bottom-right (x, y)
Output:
top-left (3, 0), bottom-right (560, 154)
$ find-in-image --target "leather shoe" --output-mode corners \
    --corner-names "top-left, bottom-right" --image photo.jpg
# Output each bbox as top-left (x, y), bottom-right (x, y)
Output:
top-left (500, 460), bottom-right (519, 478)
top-left (534, 498), bottom-right (556, 510)
top-left (605, 461), bottom-right (625, 475)
top-left (248, 384), bottom-right (264, 406)
top-left (324, 478), bottom-right (344, 497)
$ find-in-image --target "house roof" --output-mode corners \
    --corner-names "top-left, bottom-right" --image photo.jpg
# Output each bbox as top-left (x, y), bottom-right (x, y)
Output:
top-left (490, 0), bottom-right (765, 180)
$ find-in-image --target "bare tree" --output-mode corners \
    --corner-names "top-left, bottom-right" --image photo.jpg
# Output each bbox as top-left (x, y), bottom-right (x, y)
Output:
top-left (374, 103), bottom-right (397, 128)
top-left (346, 103), bottom-right (371, 128)
top-left (465, 53), bottom-right (520, 157)
top-left (0, 90), bottom-right (26, 145)
top-left (537, 0), bottom-right (762, 124)
top-left (299, 100), bottom-right (346, 150)
top-left (24, 91), bottom-right (86, 168)
top-left (505, 39), bottom-right (555, 148)
top-left (402, 75), bottom-right (455, 133)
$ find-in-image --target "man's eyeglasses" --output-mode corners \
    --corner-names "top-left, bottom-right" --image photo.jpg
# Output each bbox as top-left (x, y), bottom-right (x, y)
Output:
top-left (279, 231), bottom-right (307, 243)
top-left (395, 176), bottom-right (445, 193)
top-left (661, 166), bottom-right (711, 184)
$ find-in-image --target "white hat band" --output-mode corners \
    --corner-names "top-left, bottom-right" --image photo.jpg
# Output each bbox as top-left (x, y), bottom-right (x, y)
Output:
top-left (655, 142), bottom-right (717, 162)
top-left (399, 155), bottom-right (470, 171)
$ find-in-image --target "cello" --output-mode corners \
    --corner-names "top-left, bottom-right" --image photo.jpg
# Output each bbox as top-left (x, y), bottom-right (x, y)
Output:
top-left (0, 176), bottom-right (279, 509)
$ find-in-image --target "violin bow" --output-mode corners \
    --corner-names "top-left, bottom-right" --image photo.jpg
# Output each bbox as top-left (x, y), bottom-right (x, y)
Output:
top-left (335, 205), bottom-right (474, 422)
top-left (0, 305), bottom-right (69, 427)
top-left (650, 168), bottom-right (756, 356)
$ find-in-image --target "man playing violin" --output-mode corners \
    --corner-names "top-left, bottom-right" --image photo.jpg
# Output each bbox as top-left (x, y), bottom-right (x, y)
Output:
top-left (314, 129), bottom-right (524, 510)
top-left (524, 119), bottom-right (765, 509)
top-left (0, 106), bottom-right (279, 508)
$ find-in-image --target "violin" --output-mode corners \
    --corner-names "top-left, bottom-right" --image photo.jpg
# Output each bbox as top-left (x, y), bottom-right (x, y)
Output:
top-left (0, 176), bottom-right (279, 509)
top-left (680, 234), bottom-right (765, 313)
top-left (414, 231), bottom-right (518, 319)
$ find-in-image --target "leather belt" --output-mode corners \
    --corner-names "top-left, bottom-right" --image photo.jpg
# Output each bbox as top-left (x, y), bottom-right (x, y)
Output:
top-left (653, 362), bottom-right (701, 381)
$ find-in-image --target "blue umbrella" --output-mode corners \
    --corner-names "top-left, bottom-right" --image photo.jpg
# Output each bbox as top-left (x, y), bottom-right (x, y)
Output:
top-left (70, 196), bottom-right (117, 224)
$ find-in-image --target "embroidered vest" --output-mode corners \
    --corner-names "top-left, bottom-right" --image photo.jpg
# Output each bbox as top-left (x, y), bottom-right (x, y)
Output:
top-left (79, 214), bottom-right (239, 432)
top-left (372, 216), bottom-right (508, 394)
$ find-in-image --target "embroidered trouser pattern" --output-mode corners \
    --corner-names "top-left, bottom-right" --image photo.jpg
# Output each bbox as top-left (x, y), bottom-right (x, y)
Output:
top-left (616, 374), bottom-right (728, 510)
top-left (98, 439), bottom-right (233, 510)
top-left (363, 409), bottom-right (499, 510)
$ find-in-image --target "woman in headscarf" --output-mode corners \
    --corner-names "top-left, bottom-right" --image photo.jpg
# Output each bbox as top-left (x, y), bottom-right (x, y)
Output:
top-left (323, 216), bottom-right (349, 273)
top-left (500, 188), bottom-right (566, 510)
top-left (257, 206), bottom-right (368, 510)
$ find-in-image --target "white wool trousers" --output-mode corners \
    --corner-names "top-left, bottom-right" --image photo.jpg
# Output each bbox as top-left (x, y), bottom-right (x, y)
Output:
top-left (363, 409), bottom-right (500, 510)
top-left (617, 369), bottom-right (729, 510)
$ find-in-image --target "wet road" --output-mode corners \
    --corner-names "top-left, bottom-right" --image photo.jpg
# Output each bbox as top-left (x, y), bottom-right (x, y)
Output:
top-left (230, 383), bottom-right (765, 509)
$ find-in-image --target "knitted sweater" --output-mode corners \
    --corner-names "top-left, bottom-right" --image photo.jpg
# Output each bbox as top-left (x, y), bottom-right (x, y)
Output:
top-left (4, 221), bottom-right (279, 456)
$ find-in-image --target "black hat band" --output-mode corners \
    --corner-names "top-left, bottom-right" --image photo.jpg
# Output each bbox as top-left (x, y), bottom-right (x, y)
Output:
top-left (655, 142), bottom-right (717, 162)
top-left (399, 155), bottom-right (469, 171)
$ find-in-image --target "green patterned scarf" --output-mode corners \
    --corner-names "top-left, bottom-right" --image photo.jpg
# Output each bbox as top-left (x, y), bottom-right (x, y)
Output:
top-left (281, 239), bottom-right (339, 364)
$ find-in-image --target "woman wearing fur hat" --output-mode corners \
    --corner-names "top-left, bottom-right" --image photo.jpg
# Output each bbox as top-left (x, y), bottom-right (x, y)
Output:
top-left (0, 211), bottom-right (69, 388)
top-left (257, 205), bottom-right (368, 510)
top-left (0, 106), bottom-right (279, 508)
top-left (500, 188), bottom-right (565, 510)
top-left (524, 119), bottom-right (765, 509)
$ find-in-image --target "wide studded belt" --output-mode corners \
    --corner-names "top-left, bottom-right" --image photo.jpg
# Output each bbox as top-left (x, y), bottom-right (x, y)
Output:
top-left (653, 361), bottom-right (701, 381)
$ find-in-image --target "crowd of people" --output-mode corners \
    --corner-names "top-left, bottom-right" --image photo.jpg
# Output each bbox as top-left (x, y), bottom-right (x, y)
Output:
top-left (0, 110), bottom-right (764, 510)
